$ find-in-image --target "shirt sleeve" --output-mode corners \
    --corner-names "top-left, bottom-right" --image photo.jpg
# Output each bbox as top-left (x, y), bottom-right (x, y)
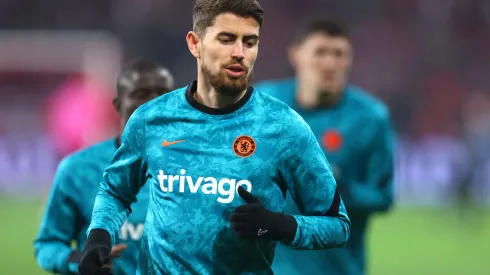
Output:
top-left (87, 110), bottom-right (149, 243)
top-left (33, 158), bottom-right (82, 274)
top-left (340, 109), bottom-right (395, 214)
top-left (278, 120), bottom-right (351, 250)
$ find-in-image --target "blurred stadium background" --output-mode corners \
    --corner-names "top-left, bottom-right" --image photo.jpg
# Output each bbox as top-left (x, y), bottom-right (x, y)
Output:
top-left (1, 1), bottom-right (489, 274)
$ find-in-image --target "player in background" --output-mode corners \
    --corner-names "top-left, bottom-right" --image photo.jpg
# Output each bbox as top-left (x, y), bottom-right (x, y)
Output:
top-left (78, 1), bottom-right (350, 275)
top-left (255, 18), bottom-right (395, 275)
top-left (34, 60), bottom-right (174, 275)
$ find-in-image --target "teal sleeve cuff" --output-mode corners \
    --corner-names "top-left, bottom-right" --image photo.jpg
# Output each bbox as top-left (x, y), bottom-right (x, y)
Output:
top-left (54, 247), bottom-right (73, 274)
top-left (67, 261), bottom-right (79, 273)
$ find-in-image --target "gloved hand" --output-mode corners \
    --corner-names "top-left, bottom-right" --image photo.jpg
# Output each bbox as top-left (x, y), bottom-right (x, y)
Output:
top-left (66, 251), bottom-right (83, 274)
top-left (230, 186), bottom-right (297, 242)
top-left (78, 229), bottom-right (113, 275)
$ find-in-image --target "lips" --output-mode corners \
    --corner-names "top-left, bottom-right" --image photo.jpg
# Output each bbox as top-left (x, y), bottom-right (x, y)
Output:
top-left (224, 64), bottom-right (246, 78)
top-left (226, 64), bottom-right (245, 72)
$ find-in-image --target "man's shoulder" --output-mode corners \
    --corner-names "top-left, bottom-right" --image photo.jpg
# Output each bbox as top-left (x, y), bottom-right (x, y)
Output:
top-left (54, 139), bottom-right (115, 192)
top-left (60, 139), bottom-right (115, 169)
top-left (346, 84), bottom-right (390, 122)
top-left (254, 77), bottom-right (295, 90)
top-left (254, 88), bottom-right (297, 115)
top-left (123, 86), bottom-right (188, 134)
top-left (133, 86), bottom-right (188, 119)
top-left (254, 78), bottom-right (296, 103)
top-left (254, 90), bottom-right (311, 137)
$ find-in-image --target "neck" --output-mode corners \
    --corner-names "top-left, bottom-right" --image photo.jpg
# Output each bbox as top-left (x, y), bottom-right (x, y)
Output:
top-left (194, 73), bottom-right (247, 109)
top-left (296, 80), bottom-right (343, 109)
top-left (115, 136), bottom-right (121, 148)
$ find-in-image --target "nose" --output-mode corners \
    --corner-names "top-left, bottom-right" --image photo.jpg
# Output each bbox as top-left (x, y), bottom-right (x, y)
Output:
top-left (231, 43), bottom-right (245, 61)
top-left (322, 54), bottom-right (337, 70)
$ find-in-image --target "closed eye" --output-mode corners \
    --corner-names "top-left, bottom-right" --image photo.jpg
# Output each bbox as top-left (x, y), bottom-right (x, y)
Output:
top-left (244, 40), bottom-right (258, 48)
top-left (219, 38), bottom-right (234, 44)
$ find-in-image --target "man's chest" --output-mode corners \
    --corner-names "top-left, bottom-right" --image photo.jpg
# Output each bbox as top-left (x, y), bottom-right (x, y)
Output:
top-left (143, 122), bottom-right (285, 208)
top-left (299, 110), bottom-right (370, 176)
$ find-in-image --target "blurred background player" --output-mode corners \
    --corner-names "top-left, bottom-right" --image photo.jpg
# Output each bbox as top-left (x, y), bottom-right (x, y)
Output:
top-left (33, 59), bottom-right (174, 275)
top-left (255, 18), bottom-right (395, 275)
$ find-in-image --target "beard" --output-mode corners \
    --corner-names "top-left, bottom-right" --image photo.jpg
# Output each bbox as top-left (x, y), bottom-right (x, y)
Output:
top-left (201, 62), bottom-right (253, 97)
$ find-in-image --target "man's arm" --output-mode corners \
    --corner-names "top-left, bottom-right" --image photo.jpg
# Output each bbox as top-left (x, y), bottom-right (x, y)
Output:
top-left (340, 109), bottom-right (395, 214)
top-left (279, 122), bottom-right (351, 250)
top-left (34, 158), bottom-right (83, 274)
top-left (87, 112), bottom-right (148, 243)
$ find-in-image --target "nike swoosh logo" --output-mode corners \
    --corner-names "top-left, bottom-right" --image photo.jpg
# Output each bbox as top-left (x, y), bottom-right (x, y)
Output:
top-left (161, 139), bottom-right (186, 147)
top-left (257, 229), bottom-right (268, 236)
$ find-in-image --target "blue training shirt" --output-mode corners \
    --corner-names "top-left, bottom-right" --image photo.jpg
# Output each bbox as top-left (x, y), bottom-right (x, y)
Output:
top-left (34, 138), bottom-right (149, 275)
top-left (255, 78), bottom-right (395, 275)
top-left (88, 81), bottom-right (350, 275)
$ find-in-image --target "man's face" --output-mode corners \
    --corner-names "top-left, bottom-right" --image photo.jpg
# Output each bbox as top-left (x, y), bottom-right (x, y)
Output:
top-left (116, 70), bottom-right (173, 127)
top-left (292, 32), bottom-right (352, 95)
top-left (198, 13), bottom-right (260, 96)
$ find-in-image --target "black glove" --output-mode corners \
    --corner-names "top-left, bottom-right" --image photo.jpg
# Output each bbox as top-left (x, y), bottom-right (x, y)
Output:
top-left (66, 251), bottom-right (83, 274)
top-left (230, 186), bottom-right (297, 242)
top-left (78, 229), bottom-right (113, 275)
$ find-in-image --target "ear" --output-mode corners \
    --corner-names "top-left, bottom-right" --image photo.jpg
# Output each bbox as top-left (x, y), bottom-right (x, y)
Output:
top-left (112, 97), bottom-right (121, 115)
top-left (186, 31), bottom-right (201, 59)
top-left (346, 47), bottom-right (354, 72)
top-left (287, 44), bottom-right (299, 70)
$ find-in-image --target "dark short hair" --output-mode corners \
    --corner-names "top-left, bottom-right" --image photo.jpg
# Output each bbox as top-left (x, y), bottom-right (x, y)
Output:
top-left (193, 0), bottom-right (264, 36)
top-left (294, 17), bottom-right (349, 44)
top-left (116, 59), bottom-right (172, 95)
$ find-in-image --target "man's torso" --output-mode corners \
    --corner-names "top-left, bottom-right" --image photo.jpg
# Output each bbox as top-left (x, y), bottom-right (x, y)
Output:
top-left (136, 86), bottom-right (304, 274)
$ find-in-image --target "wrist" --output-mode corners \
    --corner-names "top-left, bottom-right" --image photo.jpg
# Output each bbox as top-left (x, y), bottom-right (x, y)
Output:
top-left (85, 229), bottom-right (112, 251)
top-left (65, 251), bottom-right (83, 274)
top-left (67, 250), bottom-right (83, 263)
top-left (270, 212), bottom-right (297, 243)
top-left (280, 214), bottom-right (297, 243)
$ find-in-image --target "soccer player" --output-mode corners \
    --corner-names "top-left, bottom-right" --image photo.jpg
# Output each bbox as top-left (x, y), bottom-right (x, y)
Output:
top-left (34, 60), bottom-right (175, 275)
top-left (255, 18), bottom-right (395, 275)
top-left (78, 1), bottom-right (351, 275)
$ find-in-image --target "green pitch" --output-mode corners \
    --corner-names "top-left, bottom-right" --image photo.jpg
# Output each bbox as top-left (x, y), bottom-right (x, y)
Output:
top-left (0, 198), bottom-right (488, 275)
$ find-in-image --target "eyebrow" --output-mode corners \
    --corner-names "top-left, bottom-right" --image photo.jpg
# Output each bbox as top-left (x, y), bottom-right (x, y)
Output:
top-left (217, 32), bottom-right (259, 40)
